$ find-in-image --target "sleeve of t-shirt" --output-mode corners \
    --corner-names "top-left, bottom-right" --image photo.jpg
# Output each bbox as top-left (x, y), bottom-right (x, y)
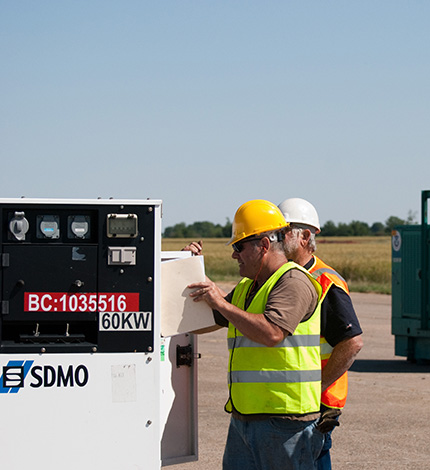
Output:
top-left (321, 285), bottom-right (363, 347)
top-left (264, 269), bottom-right (319, 336)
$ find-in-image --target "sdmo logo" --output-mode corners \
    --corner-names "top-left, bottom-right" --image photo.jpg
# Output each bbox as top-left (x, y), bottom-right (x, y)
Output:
top-left (0, 360), bottom-right (89, 393)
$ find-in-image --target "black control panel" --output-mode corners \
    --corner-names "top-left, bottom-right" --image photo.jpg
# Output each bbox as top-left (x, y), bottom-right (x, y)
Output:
top-left (0, 200), bottom-right (158, 354)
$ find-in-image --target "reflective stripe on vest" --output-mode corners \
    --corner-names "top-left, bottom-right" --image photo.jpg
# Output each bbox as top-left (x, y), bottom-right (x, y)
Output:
top-left (310, 255), bottom-right (349, 409)
top-left (312, 268), bottom-right (348, 288)
top-left (228, 334), bottom-right (321, 349)
top-left (229, 369), bottom-right (321, 384)
top-left (225, 262), bottom-right (322, 416)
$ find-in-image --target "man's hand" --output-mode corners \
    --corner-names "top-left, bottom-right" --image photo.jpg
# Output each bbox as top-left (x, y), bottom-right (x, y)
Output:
top-left (182, 240), bottom-right (203, 256)
top-left (316, 408), bottom-right (341, 433)
top-left (188, 279), bottom-right (226, 310)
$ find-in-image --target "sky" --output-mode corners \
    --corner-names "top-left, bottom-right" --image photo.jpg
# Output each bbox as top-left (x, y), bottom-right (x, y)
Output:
top-left (1, 1), bottom-right (430, 232)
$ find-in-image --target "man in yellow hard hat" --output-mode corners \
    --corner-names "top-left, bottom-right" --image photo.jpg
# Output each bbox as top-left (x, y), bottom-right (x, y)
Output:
top-left (185, 198), bottom-right (363, 469)
top-left (188, 199), bottom-right (324, 470)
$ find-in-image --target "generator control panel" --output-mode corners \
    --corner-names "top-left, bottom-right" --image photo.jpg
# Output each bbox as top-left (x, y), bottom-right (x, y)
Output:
top-left (0, 199), bottom-right (161, 354)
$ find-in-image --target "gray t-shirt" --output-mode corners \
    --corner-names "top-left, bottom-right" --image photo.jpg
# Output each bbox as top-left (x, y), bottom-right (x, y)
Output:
top-left (214, 267), bottom-right (318, 336)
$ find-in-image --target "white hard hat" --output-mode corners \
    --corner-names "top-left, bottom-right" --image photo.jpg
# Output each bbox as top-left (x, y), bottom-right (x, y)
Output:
top-left (278, 198), bottom-right (321, 233)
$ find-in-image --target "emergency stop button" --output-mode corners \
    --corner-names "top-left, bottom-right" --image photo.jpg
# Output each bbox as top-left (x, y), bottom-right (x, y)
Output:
top-left (108, 247), bottom-right (137, 265)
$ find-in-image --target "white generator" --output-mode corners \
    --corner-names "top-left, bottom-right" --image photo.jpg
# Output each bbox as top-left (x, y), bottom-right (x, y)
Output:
top-left (0, 198), bottom-right (199, 470)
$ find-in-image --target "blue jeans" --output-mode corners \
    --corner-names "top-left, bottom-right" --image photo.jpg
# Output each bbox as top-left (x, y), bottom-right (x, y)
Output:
top-left (316, 429), bottom-right (334, 470)
top-left (316, 406), bottom-right (340, 470)
top-left (223, 416), bottom-right (324, 470)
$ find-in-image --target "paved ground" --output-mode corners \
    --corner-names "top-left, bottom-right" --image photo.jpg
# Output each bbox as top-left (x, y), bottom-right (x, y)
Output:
top-left (171, 292), bottom-right (430, 470)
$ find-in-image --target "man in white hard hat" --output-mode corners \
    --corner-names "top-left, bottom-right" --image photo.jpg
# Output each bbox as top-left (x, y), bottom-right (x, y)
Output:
top-left (188, 199), bottom-right (325, 470)
top-left (277, 197), bottom-right (363, 470)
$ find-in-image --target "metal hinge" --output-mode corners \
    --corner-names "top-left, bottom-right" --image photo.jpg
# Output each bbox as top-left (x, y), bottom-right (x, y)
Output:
top-left (2, 301), bottom-right (9, 315)
top-left (1, 253), bottom-right (9, 267)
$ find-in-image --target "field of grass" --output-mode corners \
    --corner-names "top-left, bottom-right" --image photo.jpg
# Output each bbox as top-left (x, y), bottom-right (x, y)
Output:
top-left (162, 236), bottom-right (392, 294)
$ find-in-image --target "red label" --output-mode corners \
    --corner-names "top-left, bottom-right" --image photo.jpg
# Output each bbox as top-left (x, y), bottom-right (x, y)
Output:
top-left (24, 292), bottom-right (140, 313)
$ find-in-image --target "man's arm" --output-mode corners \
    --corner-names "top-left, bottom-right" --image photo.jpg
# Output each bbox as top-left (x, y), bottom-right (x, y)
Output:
top-left (320, 285), bottom-right (363, 391)
top-left (188, 270), bottom-right (318, 347)
top-left (321, 335), bottom-right (363, 391)
top-left (188, 279), bottom-right (287, 347)
top-left (191, 324), bottom-right (224, 334)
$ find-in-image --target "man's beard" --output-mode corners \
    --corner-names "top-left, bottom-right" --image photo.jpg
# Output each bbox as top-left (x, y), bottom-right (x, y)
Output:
top-left (283, 237), bottom-right (299, 260)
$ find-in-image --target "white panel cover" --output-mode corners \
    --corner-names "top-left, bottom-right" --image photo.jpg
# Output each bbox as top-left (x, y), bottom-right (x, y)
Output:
top-left (0, 353), bottom-right (161, 470)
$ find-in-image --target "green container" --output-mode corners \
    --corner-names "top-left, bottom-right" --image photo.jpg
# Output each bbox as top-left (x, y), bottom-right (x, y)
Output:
top-left (391, 190), bottom-right (430, 362)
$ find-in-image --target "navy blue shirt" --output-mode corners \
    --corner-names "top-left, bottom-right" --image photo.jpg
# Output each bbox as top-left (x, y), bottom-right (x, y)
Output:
top-left (304, 258), bottom-right (362, 347)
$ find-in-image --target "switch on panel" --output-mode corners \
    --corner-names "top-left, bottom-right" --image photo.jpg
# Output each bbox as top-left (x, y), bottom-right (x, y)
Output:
top-left (108, 247), bottom-right (137, 265)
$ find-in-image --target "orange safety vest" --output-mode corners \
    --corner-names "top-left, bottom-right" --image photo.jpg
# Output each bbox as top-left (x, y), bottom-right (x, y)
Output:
top-left (309, 255), bottom-right (349, 409)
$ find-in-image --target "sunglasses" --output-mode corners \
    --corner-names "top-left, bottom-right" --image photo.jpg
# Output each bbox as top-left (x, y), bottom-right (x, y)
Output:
top-left (232, 236), bottom-right (263, 253)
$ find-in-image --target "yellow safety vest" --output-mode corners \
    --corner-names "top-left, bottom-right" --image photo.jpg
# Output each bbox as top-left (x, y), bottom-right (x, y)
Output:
top-left (225, 262), bottom-right (322, 416)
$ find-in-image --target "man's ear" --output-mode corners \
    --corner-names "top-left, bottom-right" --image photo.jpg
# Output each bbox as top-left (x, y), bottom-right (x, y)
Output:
top-left (301, 229), bottom-right (312, 245)
top-left (260, 236), bottom-right (271, 252)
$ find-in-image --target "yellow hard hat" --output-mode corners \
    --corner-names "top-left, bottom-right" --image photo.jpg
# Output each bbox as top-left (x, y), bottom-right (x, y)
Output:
top-left (227, 199), bottom-right (289, 245)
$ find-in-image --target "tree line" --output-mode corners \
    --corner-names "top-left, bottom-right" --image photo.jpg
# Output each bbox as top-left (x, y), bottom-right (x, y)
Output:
top-left (163, 213), bottom-right (418, 238)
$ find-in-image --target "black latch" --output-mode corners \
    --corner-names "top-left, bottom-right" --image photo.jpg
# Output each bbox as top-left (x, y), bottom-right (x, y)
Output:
top-left (176, 344), bottom-right (193, 367)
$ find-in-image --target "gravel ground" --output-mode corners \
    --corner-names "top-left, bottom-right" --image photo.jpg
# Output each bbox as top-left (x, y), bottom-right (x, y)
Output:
top-left (170, 291), bottom-right (430, 470)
